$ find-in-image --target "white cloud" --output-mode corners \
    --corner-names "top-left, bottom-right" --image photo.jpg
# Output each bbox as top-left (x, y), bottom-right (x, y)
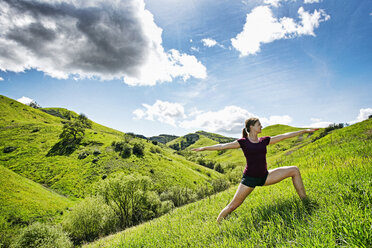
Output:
top-left (133, 100), bottom-right (186, 126)
top-left (201, 38), bottom-right (218, 47)
top-left (304, 0), bottom-right (321, 3)
top-left (0, 77), bottom-right (3, 81)
top-left (190, 46), bottom-right (200, 52)
top-left (17, 96), bottom-right (35, 105)
top-left (349, 108), bottom-right (372, 124)
top-left (260, 115), bottom-right (293, 126)
top-left (0, 0), bottom-right (206, 86)
top-left (179, 105), bottom-right (293, 135)
top-left (231, 5), bottom-right (330, 56)
top-left (305, 121), bottom-right (333, 128)
top-left (180, 106), bottom-right (254, 134)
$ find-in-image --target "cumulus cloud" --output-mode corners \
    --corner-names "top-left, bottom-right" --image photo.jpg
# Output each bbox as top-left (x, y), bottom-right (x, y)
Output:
top-left (17, 96), bottom-right (35, 105)
top-left (201, 38), bottom-right (218, 47)
top-left (0, 0), bottom-right (206, 86)
top-left (180, 106), bottom-right (255, 134)
top-left (0, 77), bottom-right (3, 81)
top-left (179, 105), bottom-right (293, 135)
top-left (133, 100), bottom-right (186, 126)
top-left (231, 5), bottom-right (330, 56)
top-left (306, 121), bottom-right (333, 128)
top-left (260, 115), bottom-right (293, 126)
top-left (349, 108), bottom-right (372, 125)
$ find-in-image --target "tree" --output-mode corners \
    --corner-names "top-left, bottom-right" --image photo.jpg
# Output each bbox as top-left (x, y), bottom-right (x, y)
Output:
top-left (77, 113), bottom-right (92, 129)
top-left (59, 120), bottom-right (85, 142)
top-left (59, 114), bottom-right (92, 142)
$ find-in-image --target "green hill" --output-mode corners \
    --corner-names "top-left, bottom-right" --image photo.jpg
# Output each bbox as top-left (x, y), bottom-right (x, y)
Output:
top-left (0, 94), bottom-right (223, 246)
top-left (85, 118), bottom-right (372, 248)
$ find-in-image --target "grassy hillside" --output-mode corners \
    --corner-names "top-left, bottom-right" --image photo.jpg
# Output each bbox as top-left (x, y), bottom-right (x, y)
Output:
top-left (0, 95), bottom-right (220, 198)
top-left (85, 118), bottom-right (372, 248)
top-left (0, 95), bottom-right (223, 246)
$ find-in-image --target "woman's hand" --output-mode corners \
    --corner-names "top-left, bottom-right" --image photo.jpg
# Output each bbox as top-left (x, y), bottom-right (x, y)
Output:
top-left (191, 147), bottom-right (205, 152)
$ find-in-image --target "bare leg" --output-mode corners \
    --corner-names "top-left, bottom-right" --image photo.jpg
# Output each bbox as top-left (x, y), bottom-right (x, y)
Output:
top-left (264, 166), bottom-right (307, 199)
top-left (217, 184), bottom-right (255, 224)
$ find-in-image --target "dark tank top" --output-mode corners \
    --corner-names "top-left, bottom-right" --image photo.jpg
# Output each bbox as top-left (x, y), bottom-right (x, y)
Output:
top-left (237, 136), bottom-right (271, 177)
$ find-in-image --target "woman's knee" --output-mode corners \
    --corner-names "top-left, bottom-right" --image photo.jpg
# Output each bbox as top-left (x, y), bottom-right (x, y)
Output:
top-left (289, 166), bottom-right (300, 176)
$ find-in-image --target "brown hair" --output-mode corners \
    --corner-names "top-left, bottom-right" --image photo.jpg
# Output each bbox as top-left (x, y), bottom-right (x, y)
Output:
top-left (242, 117), bottom-right (260, 138)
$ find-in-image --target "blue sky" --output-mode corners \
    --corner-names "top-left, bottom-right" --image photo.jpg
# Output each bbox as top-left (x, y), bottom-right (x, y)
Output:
top-left (0, 0), bottom-right (371, 138)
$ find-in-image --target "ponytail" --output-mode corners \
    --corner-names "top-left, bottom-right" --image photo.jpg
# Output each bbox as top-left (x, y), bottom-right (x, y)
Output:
top-left (242, 128), bottom-right (248, 138)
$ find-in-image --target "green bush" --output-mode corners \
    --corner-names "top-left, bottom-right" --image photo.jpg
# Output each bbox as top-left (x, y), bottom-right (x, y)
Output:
top-left (132, 142), bottom-right (145, 156)
top-left (214, 163), bottom-right (224, 173)
top-left (62, 196), bottom-right (117, 244)
top-left (11, 222), bottom-right (72, 248)
top-left (120, 143), bottom-right (132, 158)
top-left (160, 186), bottom-right (197, 207)
top-left (210, 178), bottom-right (230, 194)
top-left (96, 174), bottom-right (160, 228)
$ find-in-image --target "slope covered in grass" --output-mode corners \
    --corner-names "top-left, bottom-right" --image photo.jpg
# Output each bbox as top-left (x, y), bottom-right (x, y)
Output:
top-left (0, 95), bottom-right (220, 198)
top-left (85, 118), bottom-right (372, 248)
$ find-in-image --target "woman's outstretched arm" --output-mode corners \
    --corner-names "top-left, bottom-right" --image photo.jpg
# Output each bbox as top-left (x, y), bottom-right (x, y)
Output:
top-left (270, 128), bottom-right (319, 145)
top-left (191, 140), bottom-right (240, 152)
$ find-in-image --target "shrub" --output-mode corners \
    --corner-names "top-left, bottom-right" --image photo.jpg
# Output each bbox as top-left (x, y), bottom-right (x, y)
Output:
top-left (62, 196), bottom-right (117, 244)
top-left (11, 222), bottom-right (72, 248)
top-left (93, 150), bottom-right (101, 156)
top-left (78, 151), bottom-right (89, 159)
top-left (214, 163), bottom-right (224, 173)
top-left (210, 178), bottom-right (230, 193)
top-left (150, 146), bottom-right (161, 153)
top-left (160, 186), bottom-right (197, 207)
top-left (96, 174), bottom-right (160, 228)
top-left (3, 146), bottom-right (17, 153)
top-left (120, 143), bottom-right (132, 158)
top-left (132, 142), bottom-right (145, 156)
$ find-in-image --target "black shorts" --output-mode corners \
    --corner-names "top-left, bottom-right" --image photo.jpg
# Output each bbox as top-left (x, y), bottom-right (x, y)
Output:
top-left (241, 172), bottom-right (268, 188)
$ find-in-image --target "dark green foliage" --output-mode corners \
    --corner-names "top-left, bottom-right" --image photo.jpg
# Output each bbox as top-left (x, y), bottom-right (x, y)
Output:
top-left (59, 120), bottom-right (85, 142)
top-left (93, 150), bottom-right (101, 156)
top-left (133, 142), bottom-right (145, 156)
top-left (31, 128), bottom-right (40, 133)
top-left (29, 101), bottom-right (41, 109)
top-left (92, 158), bottom-right (99, 164)
top-left (169, 143), bottom-right (180, 151)
top-left (312, 123), bottom-right (347, 142)
top-left (151, 140), bottom-right (158, 145)
top-left (78, 151), bottom-right (89, 159)
top-left (210, 178), bottom-right (230, 193)
top-left (3, 146), bottom-right (17, 153)
top-left (214, 163), bottom-right (224, 173)
top-left (369, 114), bottom-right (372, 119)
top-left (160, 186), bottom-right (197, 207)
top-left (149, 134), bottom-right (178, 144)
top-left (62, 196), bottom-right (117, 245)
top-left (96, 174), bottom-right (161, 228)
top-left (120, 144), bottom-right (132, 158)
top-left (11, 222), bottom-right (72, 248)
top-left (40, 108), bottom-right (75, 120)
top-left (197, 157), bottom-right (215, 169)
top-left (77, 113), bottom-right (92, 129)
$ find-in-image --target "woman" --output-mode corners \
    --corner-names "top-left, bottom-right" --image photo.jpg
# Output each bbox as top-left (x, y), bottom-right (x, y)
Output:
top-left (192, 117), bottom-right (318, 224)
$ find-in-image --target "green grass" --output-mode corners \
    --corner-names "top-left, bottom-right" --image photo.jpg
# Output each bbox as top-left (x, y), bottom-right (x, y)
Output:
top-left (85, 119), bottom-right (372, 248)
